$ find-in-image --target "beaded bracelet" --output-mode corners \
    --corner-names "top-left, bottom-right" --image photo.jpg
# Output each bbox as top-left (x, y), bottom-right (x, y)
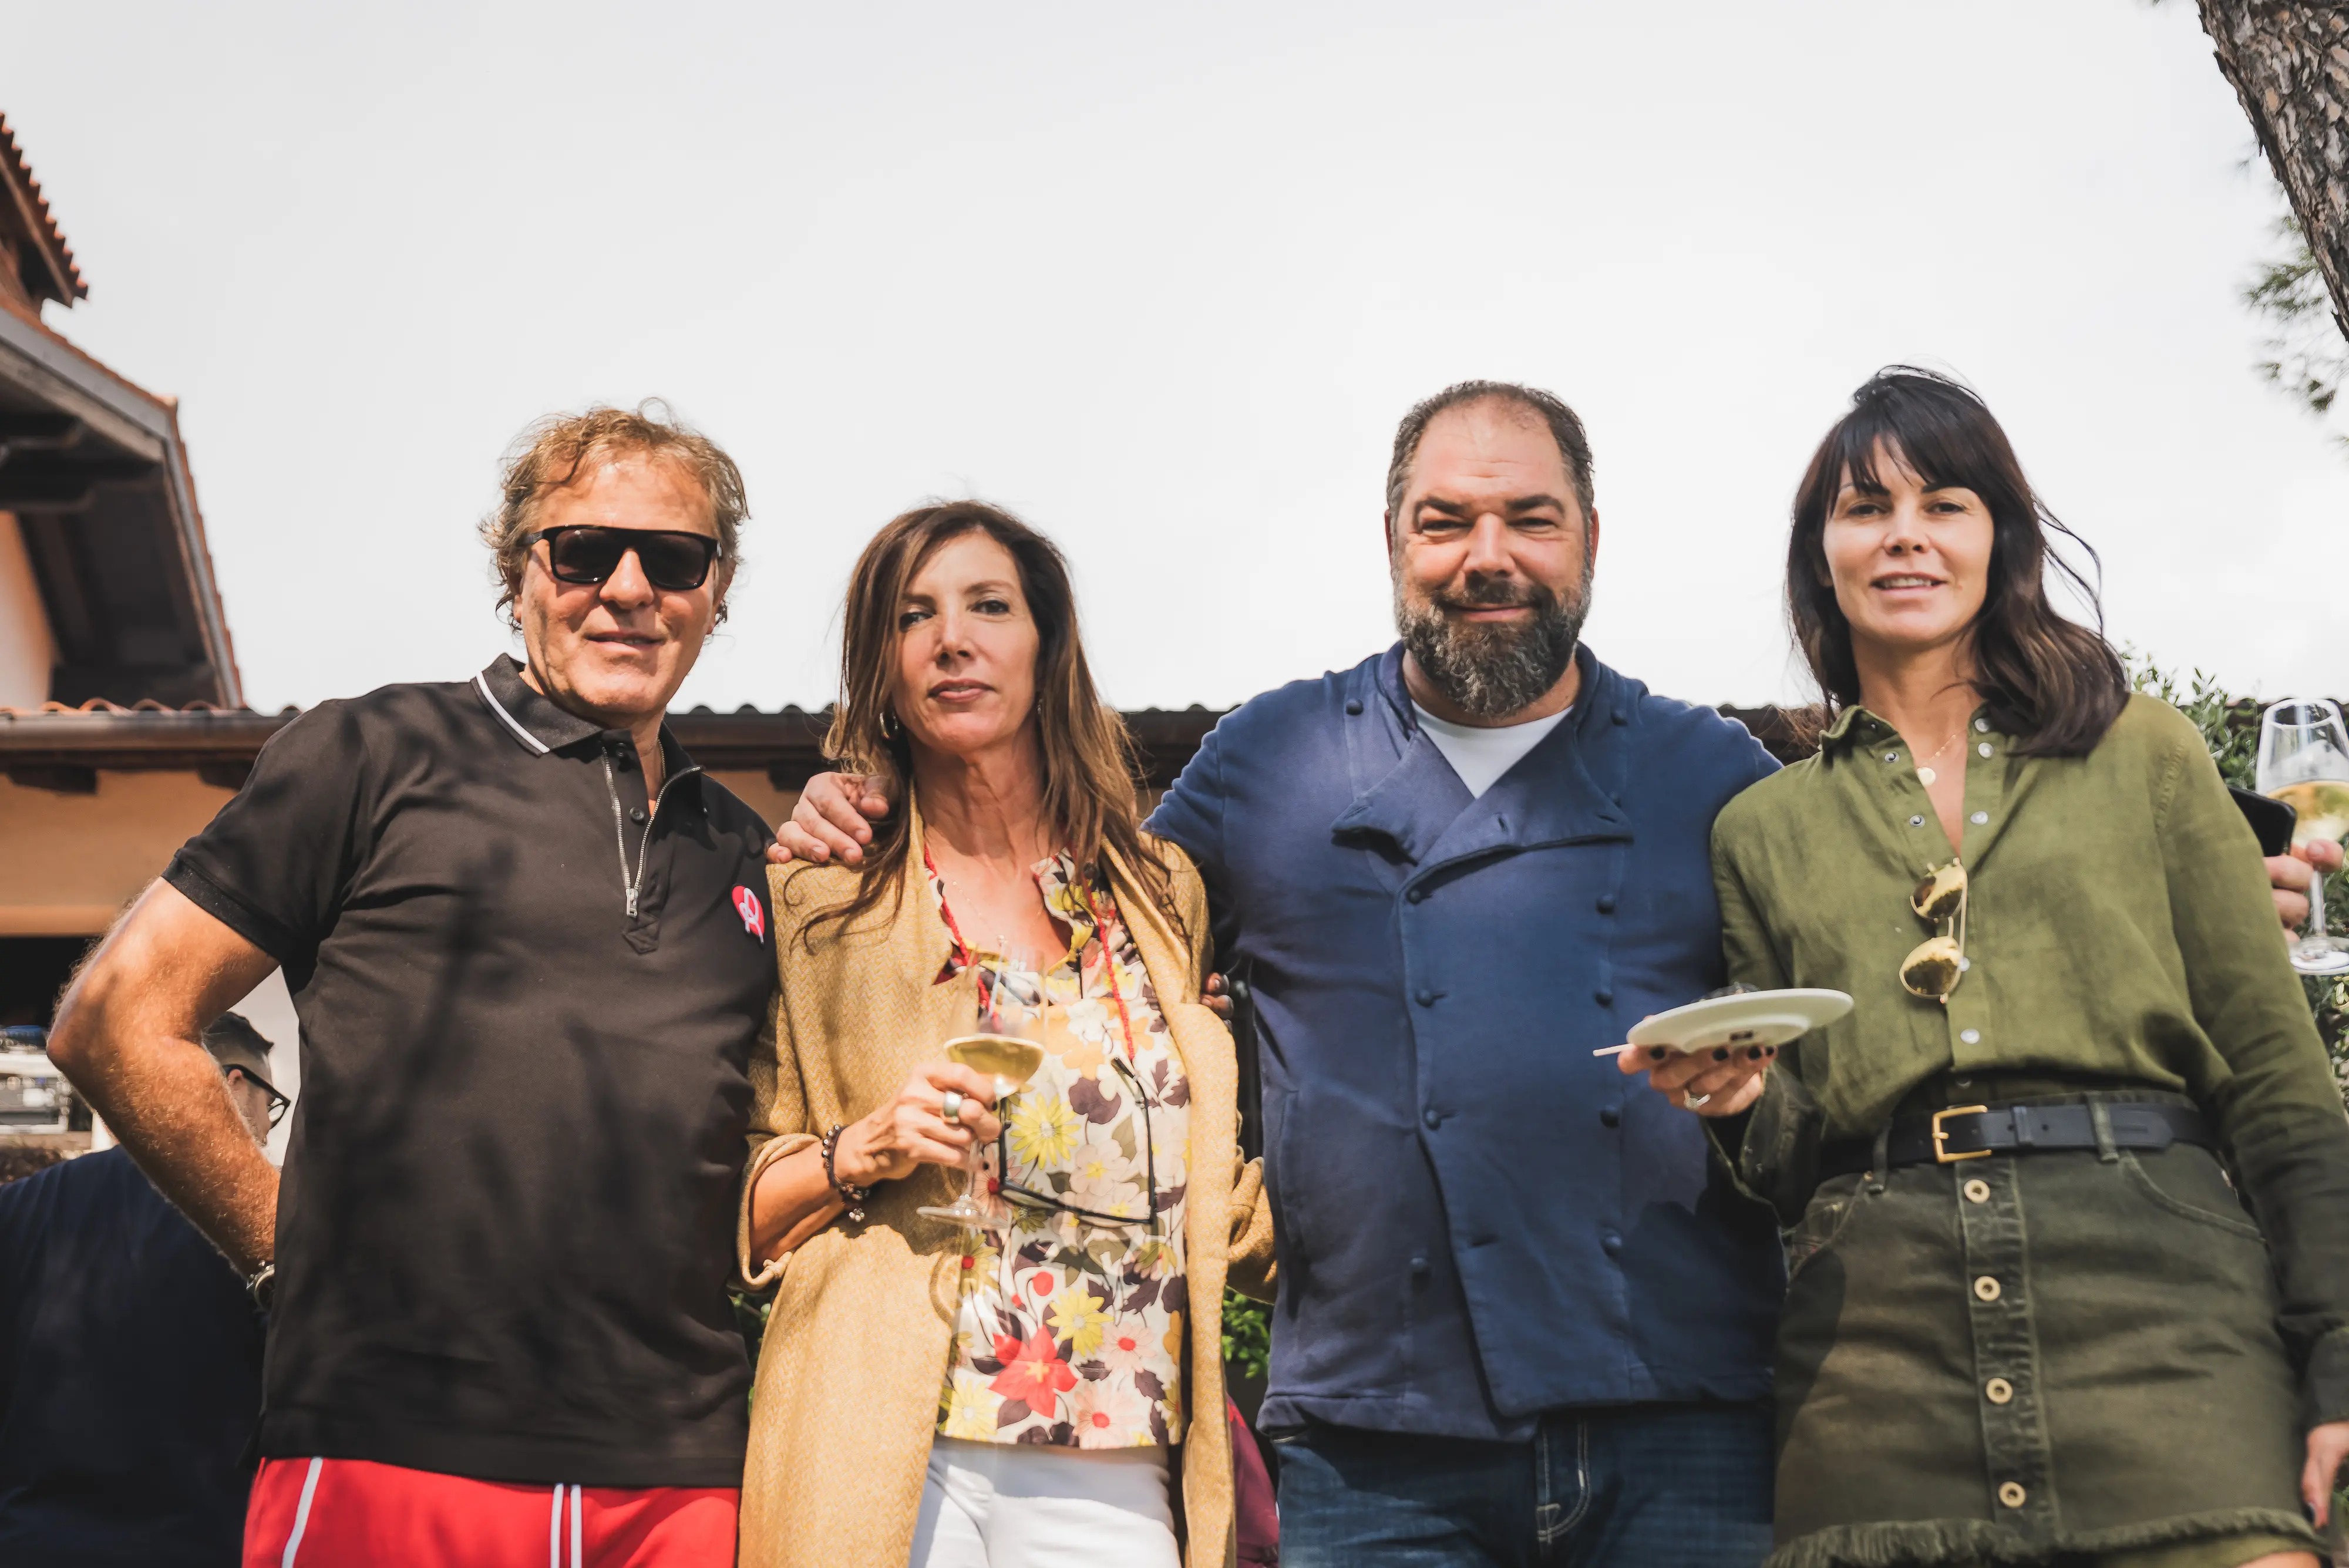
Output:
top-left (820, 1123), bottom-right (871, 1223)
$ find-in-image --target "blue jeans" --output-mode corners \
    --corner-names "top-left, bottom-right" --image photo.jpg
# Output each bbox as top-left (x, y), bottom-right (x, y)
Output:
top-left (1273, 1403), bottom-right (1774, 1568)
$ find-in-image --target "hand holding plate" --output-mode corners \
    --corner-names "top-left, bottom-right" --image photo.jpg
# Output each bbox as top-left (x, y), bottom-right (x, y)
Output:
top-left (1614, 1034), bottom-right (1773, 1116)
top-left (1604, 987), bottom-right (1853, 1119)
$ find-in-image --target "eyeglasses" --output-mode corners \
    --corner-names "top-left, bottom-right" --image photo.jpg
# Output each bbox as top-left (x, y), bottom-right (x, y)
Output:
top-left (1900, 860), bottom-right (1968, 1005)
top-left (529, 526), bottom-right (721, 591)
top-left (223, 1063), bottom-right (291, 1129)
top-left (995, 1058), bottom-right (1163, 1234)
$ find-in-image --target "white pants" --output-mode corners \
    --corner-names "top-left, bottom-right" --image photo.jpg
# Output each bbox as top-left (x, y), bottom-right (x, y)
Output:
top-left (908, 1436), bottom-right (1180, 1568)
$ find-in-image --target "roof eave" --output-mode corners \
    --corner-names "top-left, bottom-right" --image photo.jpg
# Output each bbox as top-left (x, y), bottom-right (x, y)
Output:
top-left (0, 116), bottom-right (86, 308)
top-left (0, 307), bottom-right (241, 708)
top-left (0, 705), bottom-right (1239, 788)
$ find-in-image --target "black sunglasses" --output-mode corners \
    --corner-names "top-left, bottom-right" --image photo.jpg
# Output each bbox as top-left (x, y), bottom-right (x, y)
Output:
top-left (530, 526), bottom-right (721, 592)
top-left (223, 1063), bottom-right (291, 1129)
top-left (995, 1058), bottom-right (1163, 1234)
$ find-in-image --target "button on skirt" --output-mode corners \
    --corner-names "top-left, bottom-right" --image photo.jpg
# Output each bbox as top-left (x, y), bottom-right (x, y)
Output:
top-left (1767, 1138), bottom-right (2323, 1567)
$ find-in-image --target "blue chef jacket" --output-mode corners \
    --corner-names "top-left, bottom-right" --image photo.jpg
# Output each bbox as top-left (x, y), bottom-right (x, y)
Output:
top-left (1147, 644), bottom-right (1786, 1441)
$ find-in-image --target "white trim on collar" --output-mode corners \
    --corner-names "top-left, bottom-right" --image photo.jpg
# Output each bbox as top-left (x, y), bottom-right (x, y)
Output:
top-left (473, 671), bottom-right (551, 756)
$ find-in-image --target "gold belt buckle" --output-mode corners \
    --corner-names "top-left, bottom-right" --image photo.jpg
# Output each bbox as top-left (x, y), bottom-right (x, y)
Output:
top-left (1932, 1104), bottom-right (1991, 1163)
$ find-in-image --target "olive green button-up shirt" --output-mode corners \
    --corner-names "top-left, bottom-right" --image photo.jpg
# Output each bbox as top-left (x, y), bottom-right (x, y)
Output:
top-left (1714, 693), bottom-right (2349, 1422)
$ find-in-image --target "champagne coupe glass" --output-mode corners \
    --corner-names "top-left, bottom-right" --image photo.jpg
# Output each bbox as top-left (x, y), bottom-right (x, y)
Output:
top-left (918, 947), bottom-right (1048, 1230)
top-left (2257, 697), bottom-right (2349, 975)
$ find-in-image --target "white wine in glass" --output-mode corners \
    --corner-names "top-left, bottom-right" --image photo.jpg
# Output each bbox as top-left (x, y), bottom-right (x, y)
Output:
top-left (944, 1033), bottom-right (1047, 1091)
top-left (918, 949), bottom-right (1047, 1230)
top-left (2257, 698), bottom-right (2349, 975)
top-left (2271, 780), bottom-right (2349, 852)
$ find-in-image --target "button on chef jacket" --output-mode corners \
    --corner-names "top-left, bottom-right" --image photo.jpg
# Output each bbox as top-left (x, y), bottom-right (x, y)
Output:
top-left (1147, 644), bottom-right (1786, 1440)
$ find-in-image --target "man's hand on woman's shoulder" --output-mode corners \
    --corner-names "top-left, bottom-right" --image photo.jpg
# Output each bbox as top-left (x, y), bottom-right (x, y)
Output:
top-left (1202, 973), bottom-right (1233, 1019)
top-left (766, 772), bottom-right (896, 867)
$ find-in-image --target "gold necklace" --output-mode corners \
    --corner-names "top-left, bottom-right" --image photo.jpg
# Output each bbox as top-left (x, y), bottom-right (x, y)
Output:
top-left (1913, 724), bottom-right (1967, 788)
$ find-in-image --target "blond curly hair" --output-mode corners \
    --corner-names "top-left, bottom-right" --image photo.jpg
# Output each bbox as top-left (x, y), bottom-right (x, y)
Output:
top-left (481, 400), bottom-right (749, 627)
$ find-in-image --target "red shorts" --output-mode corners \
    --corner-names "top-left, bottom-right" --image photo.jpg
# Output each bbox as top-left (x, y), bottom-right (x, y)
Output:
top-left (243, 1456), bottom-right (739, 1568)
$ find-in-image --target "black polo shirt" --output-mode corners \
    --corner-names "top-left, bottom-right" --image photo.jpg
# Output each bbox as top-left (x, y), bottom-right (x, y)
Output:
top-left (163, 655), bottom-right (775, 1487)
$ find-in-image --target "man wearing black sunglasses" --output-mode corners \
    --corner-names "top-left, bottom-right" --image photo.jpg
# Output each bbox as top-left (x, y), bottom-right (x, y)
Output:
top-left (49, 404), bottom-right (776, 1568)
top-left (0, 1012), bottom-right (278, 1567)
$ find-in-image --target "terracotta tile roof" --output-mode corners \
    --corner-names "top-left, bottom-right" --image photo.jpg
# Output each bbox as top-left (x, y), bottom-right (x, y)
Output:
top-left (0, 702), bottom-right (1244, 788)
top-left (0, 113), bottom-right (85, 306)
top-left (1, 701), bottom-right (1818, 766)
top-left (0, 699), bottom-right (251, 718)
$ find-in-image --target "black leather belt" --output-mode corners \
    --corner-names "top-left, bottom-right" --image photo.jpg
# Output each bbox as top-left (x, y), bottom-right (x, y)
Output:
top-left (1817, 1101), bottom-right (2213, 1182)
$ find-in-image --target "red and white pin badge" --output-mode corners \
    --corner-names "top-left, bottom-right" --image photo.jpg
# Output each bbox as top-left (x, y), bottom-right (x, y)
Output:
top-left (732, 885), bottom-right (766, 943)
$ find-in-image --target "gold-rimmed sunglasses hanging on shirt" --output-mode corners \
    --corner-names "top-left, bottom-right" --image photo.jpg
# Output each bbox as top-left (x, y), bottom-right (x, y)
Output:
top-left (1900, 860), bottom-right (1968, 1005)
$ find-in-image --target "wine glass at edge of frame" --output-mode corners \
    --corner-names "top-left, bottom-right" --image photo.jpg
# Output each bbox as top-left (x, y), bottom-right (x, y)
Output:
top-left (2256, 696), bottom-right (2349, 977)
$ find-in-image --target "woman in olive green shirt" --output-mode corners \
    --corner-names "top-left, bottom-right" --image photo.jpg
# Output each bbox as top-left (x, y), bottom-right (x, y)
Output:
top-left (1626, 368), bottom-right (2349, 1568)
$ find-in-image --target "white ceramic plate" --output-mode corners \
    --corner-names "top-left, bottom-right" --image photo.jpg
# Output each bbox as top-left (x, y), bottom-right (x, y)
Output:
top-left (1622, 988), bottom-right (1853, 1055)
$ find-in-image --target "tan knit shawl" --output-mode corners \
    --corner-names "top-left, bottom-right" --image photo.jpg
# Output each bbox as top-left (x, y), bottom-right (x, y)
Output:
top-left (735, 816), bottom-right (1274, 1568)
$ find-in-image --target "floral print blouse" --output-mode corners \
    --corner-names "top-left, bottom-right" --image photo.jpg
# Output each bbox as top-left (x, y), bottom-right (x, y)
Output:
top-left (929, 852), bottom-right (1192, 1449)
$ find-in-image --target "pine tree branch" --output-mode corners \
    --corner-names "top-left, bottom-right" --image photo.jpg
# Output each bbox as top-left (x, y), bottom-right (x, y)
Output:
top-left (2195, 2), bottom-right (2349, 337)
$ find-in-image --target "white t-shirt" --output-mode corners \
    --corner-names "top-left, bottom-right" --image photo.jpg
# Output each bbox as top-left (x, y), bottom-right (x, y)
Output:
top-left (1412, 702), bottom-right (1572, 799)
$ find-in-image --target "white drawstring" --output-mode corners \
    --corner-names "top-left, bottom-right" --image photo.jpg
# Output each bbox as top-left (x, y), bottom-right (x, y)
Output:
top-left (280, 1457), bottom-right (325, 1567)
top-left (282, 1460), bottom-right (578, 1568)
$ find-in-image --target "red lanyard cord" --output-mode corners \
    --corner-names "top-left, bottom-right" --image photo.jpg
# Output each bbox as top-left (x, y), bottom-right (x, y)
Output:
top-left (922, 853), bottom-right (1166, 1245)
top-left (923, 848), bottom-right (1141, 1066)
top-left (1076, 883), bottom-right (1143, 1071)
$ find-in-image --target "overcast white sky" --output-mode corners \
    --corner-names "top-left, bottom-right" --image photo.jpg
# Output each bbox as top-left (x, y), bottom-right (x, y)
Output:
top-left (6, 0), bottom-right (2343, 716)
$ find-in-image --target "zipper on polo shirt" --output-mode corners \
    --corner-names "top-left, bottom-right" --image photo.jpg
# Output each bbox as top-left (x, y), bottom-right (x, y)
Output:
top-left (601, 752), bottom-right (705, 920)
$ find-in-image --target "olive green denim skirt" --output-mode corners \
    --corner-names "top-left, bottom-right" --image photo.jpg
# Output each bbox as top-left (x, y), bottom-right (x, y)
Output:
top-left (1769, 1105), bottom-right (2325, 1568)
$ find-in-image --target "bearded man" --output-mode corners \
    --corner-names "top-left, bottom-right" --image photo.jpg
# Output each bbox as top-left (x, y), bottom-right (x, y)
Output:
top-left (777, 381), bottom-right (1785, 1566)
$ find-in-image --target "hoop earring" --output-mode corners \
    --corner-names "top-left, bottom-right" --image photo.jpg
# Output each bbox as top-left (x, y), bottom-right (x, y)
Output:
top-left (881, 710), bottom-right (902, 740)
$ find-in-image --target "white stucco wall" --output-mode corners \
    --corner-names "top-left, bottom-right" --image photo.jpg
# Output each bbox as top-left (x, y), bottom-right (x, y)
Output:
top-left (0, 769), bottom-right (236, 936)
top-left (0, 512), bottom-right (55, 708)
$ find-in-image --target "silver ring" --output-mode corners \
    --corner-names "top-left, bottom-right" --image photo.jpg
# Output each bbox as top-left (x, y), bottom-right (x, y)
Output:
top-left (1685, 1092), bottom-right (1712, 1109)
top-left (942, 1089), bottom-right (964, 1125)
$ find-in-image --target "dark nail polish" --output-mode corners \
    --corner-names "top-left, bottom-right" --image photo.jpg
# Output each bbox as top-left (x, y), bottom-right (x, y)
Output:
top-left (1647, 1048), bottom-right (1667, 1061)
top-left (1747, 1045), bottom-right (1766, 1060)
top-left (1712, 1048), bottom-right (1730, 1062)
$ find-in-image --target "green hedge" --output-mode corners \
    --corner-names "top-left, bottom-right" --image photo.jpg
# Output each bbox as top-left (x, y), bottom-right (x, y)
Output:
top-left (2132, 661), bottom-right (2349, 1103)
top-left (1222, 1287), bottom-right (1271, 1381)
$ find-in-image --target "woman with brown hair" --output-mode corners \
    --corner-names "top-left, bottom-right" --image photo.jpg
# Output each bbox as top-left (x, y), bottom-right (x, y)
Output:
top-left (732, 501), bottom-right (1271, 1568)
top-left (1623, 368), bottom-right (2349, 1568)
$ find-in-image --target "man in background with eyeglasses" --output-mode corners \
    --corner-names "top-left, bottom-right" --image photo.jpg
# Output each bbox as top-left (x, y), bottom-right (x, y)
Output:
top-left (46, 404), bottom-right (777, 1568)
top-left (0, 1013), bottom-right (277, 1567)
